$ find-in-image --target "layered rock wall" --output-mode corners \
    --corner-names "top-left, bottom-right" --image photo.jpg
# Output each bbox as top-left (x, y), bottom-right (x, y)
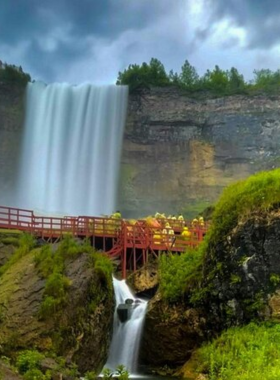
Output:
top-left (120, 88), bottom-right (280, 217)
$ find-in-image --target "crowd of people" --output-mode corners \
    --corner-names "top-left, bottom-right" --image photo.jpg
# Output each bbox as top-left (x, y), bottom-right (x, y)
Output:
top-left (89, 210), bottom-right (206, 247)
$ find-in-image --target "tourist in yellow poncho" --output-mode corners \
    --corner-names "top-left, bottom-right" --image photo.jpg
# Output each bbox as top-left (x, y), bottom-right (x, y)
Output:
top-left (181, 226), bottom-right (191, 240)
top-left (199, 216), bottom-right (205, 227)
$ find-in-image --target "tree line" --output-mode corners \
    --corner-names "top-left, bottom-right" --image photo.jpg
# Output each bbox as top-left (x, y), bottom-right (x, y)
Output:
top-left (0, 63), bottom-right (31, 86)
top-left (116, 58), bottom-right (280, 96)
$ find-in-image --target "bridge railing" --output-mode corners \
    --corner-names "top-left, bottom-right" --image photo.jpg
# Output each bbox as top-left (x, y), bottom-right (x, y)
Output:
top-left (147, 225), bottom-right (205, 251)
top-left (0, 206), bottom-right (34, 230)
top-left (121, 221), bottom-right (207, 251)
top-left (75, 216), bottom-right (121, 237)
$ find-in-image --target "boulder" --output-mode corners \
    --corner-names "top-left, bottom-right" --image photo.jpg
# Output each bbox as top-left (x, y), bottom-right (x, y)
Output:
top-left (141, 294), bottom-right (206, 366)
top-left (0, 251), bottom-right (114, 374)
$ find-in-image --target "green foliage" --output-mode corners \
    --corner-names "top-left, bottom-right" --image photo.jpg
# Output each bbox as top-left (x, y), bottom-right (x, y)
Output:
top-left (102, 366), bottom-right (130, 380)
top-left (252, 69), bottom-right (280, 92)
top-left (115, 364), bottom-right (130, 380)
top-left (116, 57), bottom-right (280, 96)
top-left (195, 322), bottom-right (280, 380)
top-left (23, 368), bottom-right (50, 380)
top-left (270, 273), bottom-right (280, 286)
top-left (159, 249), bottom-right (203, 303)
top-left (102, 368), bottom-right (114, 380)
top-left (116, 58), bottom-right (170, 90)
top-left (230, 274), bottom-right (241, 284)
top-left (0, 64), bottom-right (31, 86)
top-left (205, 168), bottom-right (280, 252)
top-left (1, 237), bottom-right (20, 246)
top-left (35, 236), bottom-right (92, 278)
top-left (16, 350), bottom-right (44, 375)
top-left (179, 60), bottom-right (199, 89)
top-left (0, 233), bottom-right (36, 276)
top-left (56, 235), bottom-right (92, 257)
top-left (84, 371), bottom-right (97, 380)
top-left (44, 272), bottom-right (71, 299)
top-left (90, 252), bottom-right (113, 290)
top-left (35, 237), bottom-right (91, 319)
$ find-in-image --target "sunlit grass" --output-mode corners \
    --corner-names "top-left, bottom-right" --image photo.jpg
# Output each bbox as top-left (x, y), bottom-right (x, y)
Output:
top-left (195, 322), bottom-right (280, 380)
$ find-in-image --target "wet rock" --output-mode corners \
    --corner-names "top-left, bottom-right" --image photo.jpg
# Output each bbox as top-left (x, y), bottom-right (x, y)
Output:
top-left (0, 360), bottom-right (23, 379)
top-left (199, 210), bottom-right (280, 328)
top-left (127, 262), bottom-right (158, 297)
top-left (141, 294), bottom-right (206, 366)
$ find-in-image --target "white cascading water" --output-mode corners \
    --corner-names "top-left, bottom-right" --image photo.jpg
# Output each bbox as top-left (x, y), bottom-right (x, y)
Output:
top-left (16, 82), bottom-right (128, 216)
top-left (105, 277), bottom-right (148, 374)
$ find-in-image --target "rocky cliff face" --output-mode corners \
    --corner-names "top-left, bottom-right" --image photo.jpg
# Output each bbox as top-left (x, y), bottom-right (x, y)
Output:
top-left (201, 210), bottom-right (280, 328)
top-left (1, 83), bottom-right (280, 218)
top-left (0, 83), bottom-right (25, 204)
top-left (140, 209), bottom-right (280, 369)
top-left (120, 88), bottom-right (280, 217)
top-left (0, 236), bottom-right (114, 374)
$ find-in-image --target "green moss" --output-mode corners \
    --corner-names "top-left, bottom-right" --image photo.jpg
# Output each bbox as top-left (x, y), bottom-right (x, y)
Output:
top-left (194, 322), bottom-right (280, 380)
top-left (205, 169), bottom-right (280, 254)
top-left (90, 252), bottom-right (113, 292)
top-left (0, 233), bottom-right (36, 277)
top-left (230, 274), bottom-right (241, 284)
top-left (35, 237), bottom-right (93, 319)
top-left (242, 292), bottom-right (266, 315)
top-left (159, 248), bottom-right (203, 303)
top-left (0, 237), bottom-right (20, 246)
top-left (270, 273), bottom-right (280, 286)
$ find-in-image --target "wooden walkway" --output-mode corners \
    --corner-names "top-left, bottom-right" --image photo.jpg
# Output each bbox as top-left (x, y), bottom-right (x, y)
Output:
top-left (0, 206), bottom-right (208, 278)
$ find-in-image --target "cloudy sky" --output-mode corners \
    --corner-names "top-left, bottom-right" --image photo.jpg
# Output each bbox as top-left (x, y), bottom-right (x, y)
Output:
top-left (1, 0), bottom-right (280, 84)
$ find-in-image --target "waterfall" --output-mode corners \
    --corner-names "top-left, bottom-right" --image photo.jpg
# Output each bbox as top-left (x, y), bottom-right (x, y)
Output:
top-left (105, 277), bottom-right (148, 374)
top-left (15, 82), bottom-right (128, 216)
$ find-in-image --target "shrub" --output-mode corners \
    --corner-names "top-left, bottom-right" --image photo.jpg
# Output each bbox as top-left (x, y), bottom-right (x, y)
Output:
top-left (159, 248), bottom-right (203, 303)
top-left (23, 368), bottom-right (50, 380)
top-left (16, 350), bottom-right (44, 374)
top-left (0, 233), bottom-right (36, 276)
top-left (195, 322), bottom-right (280, 380)
top-left (91, 252), bottom-right (113, 290)
top-left (56, 235), bottom-right (92, 258)
top-left (205, 168), bottom-right (280, 252)
top-left (39, 273), bottom-right (71, 318)
top-left (116, 364), bottom-right (130, 380)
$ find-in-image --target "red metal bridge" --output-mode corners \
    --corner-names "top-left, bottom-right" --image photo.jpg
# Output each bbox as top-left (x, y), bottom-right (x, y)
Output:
top-left (0, 205), bottom-right (208, 278)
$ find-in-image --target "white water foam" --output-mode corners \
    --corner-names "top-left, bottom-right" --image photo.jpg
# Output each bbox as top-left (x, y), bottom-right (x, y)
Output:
top-left (105, 278), bottom-right (148, 374)
top-left (16, 82), bottom-right (128, 216)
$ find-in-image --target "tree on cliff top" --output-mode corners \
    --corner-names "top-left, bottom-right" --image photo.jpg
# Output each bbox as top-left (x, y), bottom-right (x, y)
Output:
top-left (0, 63), bottom-right (31, 86)
top-left (116, 58), bottom-right (170, 90)
top-left (179, 60), bottom-right (199, 89)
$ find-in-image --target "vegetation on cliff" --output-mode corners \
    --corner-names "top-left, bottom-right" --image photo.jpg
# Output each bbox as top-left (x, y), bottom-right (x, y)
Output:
top-left (192, 322), bottom-right (280, 380)
top-left (0, 234), bottom-right (114, 377)
top-left (117, 58), bottom-right (280, 96)
top-left (0, 63), bottom-right (31, 86)
top-left (159, 168), bottom-right (280, 305)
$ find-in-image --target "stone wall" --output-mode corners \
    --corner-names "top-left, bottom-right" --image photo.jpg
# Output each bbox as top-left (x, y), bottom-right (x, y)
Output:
top-left (119, 87), bottom-right (280, 217)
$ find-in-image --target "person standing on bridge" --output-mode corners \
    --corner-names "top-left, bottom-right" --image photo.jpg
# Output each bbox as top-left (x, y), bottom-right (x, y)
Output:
top-left (181, 226), bottom-right (191, 241)
top-left (178, 213), bottom-right (185, 227)
top-left (112, 210), bottom-right (122, 219)
top-left (165, 222), bottom-right (175, 248)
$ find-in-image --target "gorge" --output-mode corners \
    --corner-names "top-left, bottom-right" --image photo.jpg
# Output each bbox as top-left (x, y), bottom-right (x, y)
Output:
top-left (1, 77), bottom-right (280, 379)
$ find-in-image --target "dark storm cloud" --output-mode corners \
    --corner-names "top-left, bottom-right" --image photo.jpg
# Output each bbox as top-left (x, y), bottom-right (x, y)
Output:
top-left (0, 0), bottom-right (183, 81)
top-left (208, 0), bottom-right (280, 49)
